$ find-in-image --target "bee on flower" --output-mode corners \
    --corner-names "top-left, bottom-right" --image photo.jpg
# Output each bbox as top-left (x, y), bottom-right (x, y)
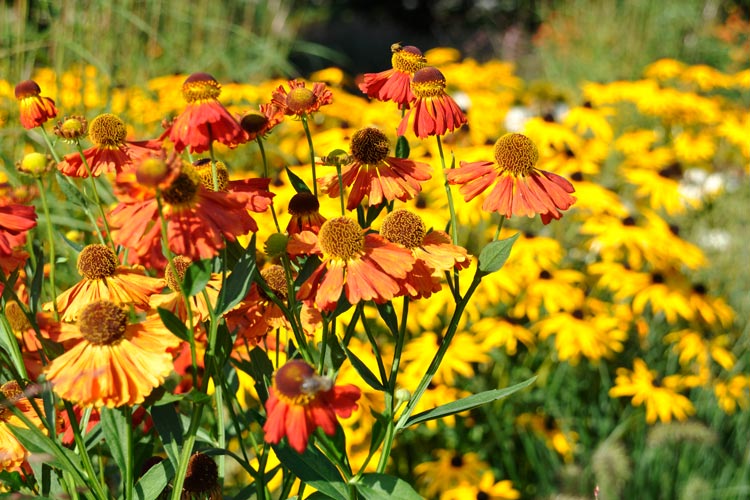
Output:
top-left (359, 43), bottom-right (427, 109)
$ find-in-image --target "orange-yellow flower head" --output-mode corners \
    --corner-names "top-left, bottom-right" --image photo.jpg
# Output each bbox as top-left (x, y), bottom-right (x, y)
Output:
top-left (397, 66), bottom-right (467, 138)
top-left (272, 79), bottom-right (333, 118)
top-left (447, 133), bottom-right (576, 224)
top-left (77, 243), bottom-right (118, 279)
top-left (287, 192), bottom-right (326, 235)
top-left (53, 115), bottom-right (88, 142)
top-left (263, 359), bottom-right (361, 453)
top-left (0, 380), bottom-right (48, 473)
top-left (380, 209), bottom-right (426, 249)
top-left (318, 217), bottom-right (365, 260)
top-left (15, 79), bottom-right (58, 129)
top-left (359, 44), bottom-right (426, 108)
top-left (165, 255), bottom-right (193, 293)
top-left (45, 300), bottom-right (180, 408)
top-left (318, 127), bottom-right (432, 209)
top-left (167, 72), bottom-right (245, 154)
top-left (240, 103), bottom-right (284, 141)
top-left (89, 113), bottom-right (127, 147)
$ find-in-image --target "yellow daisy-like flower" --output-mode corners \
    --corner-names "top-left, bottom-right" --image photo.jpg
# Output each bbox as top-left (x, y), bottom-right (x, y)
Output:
top-left (609, 359), bottom-right (695, 423)
top-left (643, 58), bottom-right (687, 81)
top-left (672, 130), bottom-right (717, 165)
top-left (664, 328), bottom-right (736, 373)
top-left (414, 449), bottom-right (489, 499)
top-left (510, 268), bottom-right (585, 322)
top-left (622, 161), bottom-right (701, 215)
top-left (45, 300), bottom-right (181, 408)
top-left (631, 270), bottom-right (695, 324)
top-left (0, 381), bottom-right (48, 473)
top-left (563, 102), bottom-right (614, 142)
top-left (714, 376), bottom-right (750, 415)
top-left (401, 331), bottom-right (491, 387)
top-left (470, 317), bottom-right (535, 356)
top-left (441, 471), bottom-right (520, 500)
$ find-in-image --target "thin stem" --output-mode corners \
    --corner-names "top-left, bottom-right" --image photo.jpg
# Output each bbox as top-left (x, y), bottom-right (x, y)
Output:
top-left (300, 115), bottom-right (317, 196)
top-left (170, 403), bottom-right (205, 500)
top-left (494, 214), bottom-right (506, 240)
top-left (435, 135), bottom-right (459, 246)
top-left (73, 142), bottom-right (116, 250)
top-left (39, 125), bottom-right (61, 163)
top-left (208, 126), bottom-right (219, 192)
top-left (124, 406), bottom-right (134, 500)
top-left (257, 137), bottom-right (282, 232)
top-left (336, 164), bottom-right (345, 215)
top-left (35, 176), bottom-right (59, 320)
top-left (62, 400), bottom-right (109, 500)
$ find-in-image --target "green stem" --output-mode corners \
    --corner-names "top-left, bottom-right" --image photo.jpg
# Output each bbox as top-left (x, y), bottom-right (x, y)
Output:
top-left (202, 287), bottom-right (226, 483)
top-left (300, 115), bottom-right (317, 196)
top-left (62, 400), bottom-right (109, 500)
top-left (35, 176), bottom-right (59, 320)
top-left (435, 135), bottom-right (459, 246)
top-left (208, 126), bottom-right (219, 192)
top-left (170, 403), bottom-right (205, 500)
top-left (494, 214), bottom-right (506, 240)
top-left (124, 406), bottom-right (134, 500)
top-left (74, 142), bottom-right (116, 250)
top-left (336, 164), bottom-right (345, 215)
top-left (39, 125), bottom-right (61, 163)
top-left (257, 137), bottom-right (282, 232)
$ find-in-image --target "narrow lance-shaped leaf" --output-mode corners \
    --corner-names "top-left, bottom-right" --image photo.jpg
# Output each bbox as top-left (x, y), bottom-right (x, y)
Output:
top-left (478, 232), bottom-right (520, 275)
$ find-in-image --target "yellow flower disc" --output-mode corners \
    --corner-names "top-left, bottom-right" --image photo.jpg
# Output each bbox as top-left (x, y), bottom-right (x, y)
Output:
top-left (391, 45), bottom-right (427, 74)
top-left (165, 255), bottom-right (193, 292)
top-left (380, 209), bottom-right (426, 249)
top-left (77, 301), bottom-right (128, 345)
top-left (350, 127), bottom-right (390, 164)
top-left (162, 166), bottom-right (201, 206)
top-left (88, 113), bottom-right (127, 147)
top-left (286, 87), bottom-right (317, 115)
top-left (182, 72), bottom-right (221, 103)
top-left (493, 133), bottom-right (539, 176)
top-left (261, 265), bottom-right (289, 300)
top-left (77, 244), bottom-right (119, 280)
top-left (194, 159), bottom-right (229, 192)
top-left (318, 217), bottom-right (365, 261)
top-left (411, 67), bottom-right (447, 99)
top-left (4, 301), bottom-right (31, 332)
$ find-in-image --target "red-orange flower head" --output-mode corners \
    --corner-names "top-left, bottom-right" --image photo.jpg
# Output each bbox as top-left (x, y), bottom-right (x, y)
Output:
top-left (397, 66), bottom-right (467, 139)
top-left (15, 80), bottom-right (57, 130)
top-left (271, 80), bottom-right (333, 118)
top-left (0, 203), bottom-right (37, 258)
top-left (318, 127), bottom-right (432, 209)
top-left (287, 192), bottom-right (326, 234)
top-left (446, 133), bottom-right (577, 224)
top-left (240, 103), bottom-right (285, 141)
top-left (169, 72), bottom-right (245, 154)
top-left (263, 359), bottom-right (361, 453)
top-left (359, 44), bottom-right (427, 108)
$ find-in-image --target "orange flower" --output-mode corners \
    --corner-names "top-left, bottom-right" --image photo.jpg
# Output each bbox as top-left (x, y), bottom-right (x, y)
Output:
top-left (4, 301), bottom-right (63, 380)
top-left (0, 381), bottom-right (48, 473)
top-left (271, 79), bottom-right (333, 117)
top-left (447, 133), bottom-right (576, 224)
top-left (359, 44), bottom-right (427, 109)
top-left (0, 202), bottom-right (36, 257)
top-left (14, 80), bottom-right (57, 129)
top-left (167, 72), bottom-right (246, 153)
top-left (286, 192), bottom-right (327, 235)
top-left (225, 265), bottom-right (289, 345)
top-left (149, 255), bottom-right (221, 322)
top-left (318, 127), bottom-right (432, 210)
top-left (239, 103), bottom-right (285, 141)
top-left (52, 244), bottom-right (166, 322)
top-left (397, 66), bottom-right (467, 139)
top-left (57, 113), bottom-right (162, 178)
top-left (110, 158), bottom-right (271, 268)
top-left (45, 300), bottom-right (181, 407)
top-left (263, 359), bottom-right (361, 453)
top-left (288, 217), bottom-right (415, 311)
top-left (379, 209), bottom-right (469, 299)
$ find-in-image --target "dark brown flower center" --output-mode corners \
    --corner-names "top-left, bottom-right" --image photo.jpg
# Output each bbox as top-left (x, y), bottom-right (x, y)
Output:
top-left (89, 113), bottom-right (127, 147)
top-left (161, 166), bottom-right (200, 206)
top-left (493, 133), bottom-right (539, 176)
top-left (14, 80), bottom-right (41, 99)
top-left (411, 67), bottom-right (447, 99)
top-left (288, 192), bottom-right (320, 216)
top-left (77, 244), bottom-right (119, 280)
top-left (240, 110), bottom-right (268, 134)
top-left (77, 301), bottom-right (128, 345)
top-left (391, 45), bottom-right (426, 74)
top-left (183, 452), bottom-right (219, 494)
top-left (165, 255), bottom-right (193, 293)
top-left (380, 209), bottom-right (425, 249)
top-left (182, 72), bottom-right (221, 103)
top-left (318, 217), bottom-right (364, 261)
top-left (350, 127), bottom-right (390, 164)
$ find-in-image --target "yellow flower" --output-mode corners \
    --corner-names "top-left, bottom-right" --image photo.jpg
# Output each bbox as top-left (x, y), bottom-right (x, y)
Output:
top-left (673, 130), bottom-right (717, 165)
top-left (510, 268), bottom-right (585, 322)
top-left (563, 103), bottom-right (614, 142)
top-left (643, 58), bottom-right (686, 81)
top-left (441, 471), bottom-right (520, 500)
top-left (401, 331), bottom-right (491, 387)
top-left (609, 359), bottom-right (695, 423)
top-left (414, 449), bottom-right (488, 498)
top-left (470, 317), bottom-right (535, 355)
top-left (714, 376), bottom-right (750, 414)
top-left (664, 328), bottom-right (735, 372)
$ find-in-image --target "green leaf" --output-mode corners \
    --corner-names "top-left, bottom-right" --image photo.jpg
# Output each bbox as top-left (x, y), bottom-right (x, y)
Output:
top-left (181, 258), bottom-right (212, 297)
top-left (395, 135), bottom-right (410, 159)
top-left (55, 172), bottom-right (86, 207)
top-left (156, 307), bottom-right (190, 342)
top-left (354, 473), bottom-right (423, 500)
top-left (375, 302), bottom-right (399, 336)
top-left (405, 376), bottom-right (536, 427)
top-left (273, 443), bottom-right (349, 500)
top-left (368, 410), bottom-right (389, 456)
top-left (286, 166), bottom-right (312, 194)
top-left (100, 407), bottom-right (128, 474)
top-left (478, 232), bottom-right (520, 274)
top-left (135, 458), bottom-right (174, 500)
top-left (324, 329), bottom-right (347, 370)
top-left (8, 424), bottom-right (83, 477)
top-left (232, 346), bottom-right (274, 403)
top-left (150, 404), bottom-right (185, 465)
top-left (344, 346), bottom-right (385, 391)
top-left (217, 235), bottom-right (257, 315)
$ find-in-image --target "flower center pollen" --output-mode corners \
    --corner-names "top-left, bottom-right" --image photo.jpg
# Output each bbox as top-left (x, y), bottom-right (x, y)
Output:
top-left (493, 133), bottom-right (539, 176)
top-left (391, 45), bottom-right (427, 74)
top-left (350, 127), bottom-right (390, 164)
top-left (182, 72), bottom-right (221, 103)
top-left (5, 301), bottom-right (31, 332)
top-left (183, 452), bottom-right (220, 495)
top-left (261, 265), bottom-right (289, 300)
top-left (380, 209), bottom-right (426, 249)
top-left (194, 159), bottom-right (230, 191)
top-left (88, 113), bottom-right (127, 147)
top-left (161, 165), bottom-right (201, 206)
top-left (286, 87), bottom-right (317, 115)
top-left (317, 217), bottom-right (365, 261)
top-left (77, 301), bottom-right (128, 345)
top-left (165, 255), bottom-right (193, 292)
top-left (288, 192), bottom-right (320, 216)
top-left (411, 67), bottom-right (447, 99)
top-left (77, 244), bottom-right (119, 280)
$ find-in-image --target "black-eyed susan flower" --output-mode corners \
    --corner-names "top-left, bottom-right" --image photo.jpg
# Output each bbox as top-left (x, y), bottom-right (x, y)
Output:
top-left (397, 66), bottom-right (467, 138)
top-left (57, 113), bottom-right (162, 178)
top-left (713, 376), bottom-right (750, 415)
top-left (167, 72), bottom-right (246, 154)
top-left (45, 300), bottom-right (181, 408)
top-left (441, 471), bottom-right (521, 500)
top-left (510, 268), bottom-right (586, 322)
top-left (0, 202), bottom-right (36, 258)
top-left (271, 79), bottom-right (333, 118)
top-left (379, 209), bottom-right (468, 299)
top-left (52, 244), bottom-right (166, 322)
top-left (609, 359), bottom-right (695, 424)
top-left (288, 217), bottom-right (415, 312)
top-left (110, 156), bottom-right (271, 269)
top-left (359, 44), bottom-right (427, 109)
top-left (414, 450), bottom-right (488, 498)
top-left (686, 283), bottom-right (735, 328)
top-left (263, 359), bottom-right (361, 453)
top-left (286, 192), bottom-right (326, 235)
top-left (318, 127), bottom-right (432, 210)
top-left (14, 80), bottom-right (57, 129)
top-left (447, 133), bottom-right (576, 224)
top-left (0, 381), bottom-right (48, 473)
top-left (664, 328), bottom-right (735, 373)
top-left (631, 269), bottom-right (694, 324)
